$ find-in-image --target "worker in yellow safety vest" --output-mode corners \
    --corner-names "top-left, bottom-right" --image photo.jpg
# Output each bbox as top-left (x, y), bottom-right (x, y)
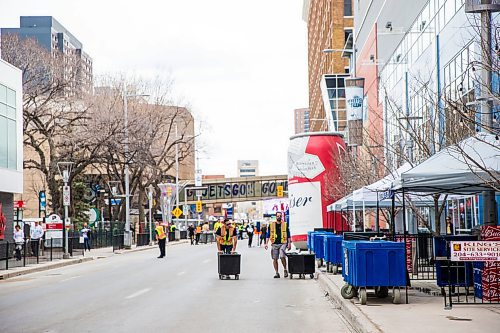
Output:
top-left (265, 212), bottom-right (291, 278)
top-left (214, 217), bottom-right (224, 233)
top-left (155, 222), bottom-right (167, 258)
top-left (216, 218), bottom-right (237, 254)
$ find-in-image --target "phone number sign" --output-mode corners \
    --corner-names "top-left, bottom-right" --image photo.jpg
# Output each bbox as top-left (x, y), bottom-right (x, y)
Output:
top-left (450, 241), bottom-right (500, 261)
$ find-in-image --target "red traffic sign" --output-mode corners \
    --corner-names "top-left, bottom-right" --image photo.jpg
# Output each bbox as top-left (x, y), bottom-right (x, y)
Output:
top-left (14, 201), bottom-right (24, 209)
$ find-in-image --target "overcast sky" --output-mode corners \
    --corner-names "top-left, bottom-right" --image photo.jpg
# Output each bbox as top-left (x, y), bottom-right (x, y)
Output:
top-left (1, 0), bottom-right (308, 177)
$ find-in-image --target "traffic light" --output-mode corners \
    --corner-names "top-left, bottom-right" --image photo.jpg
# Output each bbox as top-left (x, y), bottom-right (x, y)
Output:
top-left (196, 200), bottom-right (202, 212)
top-left (277, 185), bottom-right (283, 198)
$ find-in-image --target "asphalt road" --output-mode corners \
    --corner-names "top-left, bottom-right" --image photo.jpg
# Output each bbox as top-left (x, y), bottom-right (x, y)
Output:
top-left (0, 241), bottom-right (353, 333)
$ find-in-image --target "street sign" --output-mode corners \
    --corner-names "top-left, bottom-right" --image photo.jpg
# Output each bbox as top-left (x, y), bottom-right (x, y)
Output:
top-left (195, 169), bottom-right (202, 187)
top-left (451, 241), bottom-right (500, 261)
top-left (277, 185), bottom-right (284, 197)
top-left (39, 191), bottom-right (46, 211)
top-left (172, 206), bottom-right (182, 218)
top-left (63, 186), bottom-right (71, 206)
top-left (65, 217), bottom-right (71, 226)
top-left (183, 205), bottom-right (189, 216)
top-left (14, 200), bottom-right (24, 209)
top-left (196, 200), bottom-right (202, 213)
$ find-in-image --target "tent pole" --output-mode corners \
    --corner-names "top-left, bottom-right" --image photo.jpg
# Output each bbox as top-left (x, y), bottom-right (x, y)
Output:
top-left (402, 187), bottom-right (409, 304)
top-left (391, 193), bottom-right (396, 239)
top-left (362, 200), bottom-right (366, 232)
top-left (376, 192), bottom-right (380, 234)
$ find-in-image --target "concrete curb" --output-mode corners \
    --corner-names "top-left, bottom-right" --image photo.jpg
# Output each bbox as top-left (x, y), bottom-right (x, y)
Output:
top-left (0, 257), bottom-right (93, 280)
top-left (0, 240), bottom-right (190, 280)
top-left (317, 272), bottom-right (382, 333)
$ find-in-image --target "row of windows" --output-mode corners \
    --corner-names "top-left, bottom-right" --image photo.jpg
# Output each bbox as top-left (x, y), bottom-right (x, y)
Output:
top-left (381, 0), bottom-right (465, 94)
top-left (0, 83), bottom-right (17, 170)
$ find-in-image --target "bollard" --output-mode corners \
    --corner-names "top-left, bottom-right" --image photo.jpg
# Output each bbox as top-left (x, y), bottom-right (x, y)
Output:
top-left (5, 241), bottom-right (9, 270)
top-left (50, 238), bottom-right (53, 261)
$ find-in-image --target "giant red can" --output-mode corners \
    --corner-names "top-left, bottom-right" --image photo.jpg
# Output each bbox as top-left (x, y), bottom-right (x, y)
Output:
top-left (287, 132), bottom-right (345, 249)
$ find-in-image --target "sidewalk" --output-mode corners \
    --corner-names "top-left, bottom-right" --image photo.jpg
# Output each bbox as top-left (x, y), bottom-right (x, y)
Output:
top-left (0, 240), bottom-right (189, 280)
top-left (318, 270), bottom-right (500, 333)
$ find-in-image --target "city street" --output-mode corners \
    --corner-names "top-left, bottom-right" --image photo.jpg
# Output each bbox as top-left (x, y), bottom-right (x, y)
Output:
top-left (0, 242), bottom-right (353, 333)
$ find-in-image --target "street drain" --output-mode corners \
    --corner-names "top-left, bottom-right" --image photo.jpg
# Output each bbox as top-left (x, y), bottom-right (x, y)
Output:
top-left (446, 316), bottom-right (472, 321)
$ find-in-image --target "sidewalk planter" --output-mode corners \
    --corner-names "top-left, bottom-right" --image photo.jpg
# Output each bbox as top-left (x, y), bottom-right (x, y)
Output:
top-left (287, 253), bottom-right (315, 279)
top-left (342, 240), bottom-right (406, 305)
top-left (434, 235), bottom-right (476, 287)
top-left (218, 253), bottom-right (240, 280)
top-left (323, 234), bottom-right (343, 274)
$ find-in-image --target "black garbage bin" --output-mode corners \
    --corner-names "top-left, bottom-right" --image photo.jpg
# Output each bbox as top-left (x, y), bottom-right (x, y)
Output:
top-left (180, 231), bottom-right (187, 239)
top-left (287, 253), bottom-right (315, 279)
top-left (168, 232), bottom-right (175, 242)
top-left (218, 253), bottom-right (240, 280)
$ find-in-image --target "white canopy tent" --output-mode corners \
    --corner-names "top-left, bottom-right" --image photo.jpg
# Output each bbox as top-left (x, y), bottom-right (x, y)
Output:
top-left (396, 133), bottom-right (500, 194)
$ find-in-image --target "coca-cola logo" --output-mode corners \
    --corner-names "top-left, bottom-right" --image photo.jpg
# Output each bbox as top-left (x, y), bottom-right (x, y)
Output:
top-left (482, 226), bottom-right (500, 240)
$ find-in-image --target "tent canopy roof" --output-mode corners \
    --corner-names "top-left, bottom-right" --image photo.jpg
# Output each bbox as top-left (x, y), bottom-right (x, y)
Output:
top-left (396, 133), bottom-right (500, 194)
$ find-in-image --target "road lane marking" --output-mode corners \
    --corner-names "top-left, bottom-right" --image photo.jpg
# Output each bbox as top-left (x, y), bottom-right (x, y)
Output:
top-left (61, 275), bottom-right (81, 282)
top-left (177, 271), bottom-right (186, 276)
top-left (125, 288), bottom-right (151, 299)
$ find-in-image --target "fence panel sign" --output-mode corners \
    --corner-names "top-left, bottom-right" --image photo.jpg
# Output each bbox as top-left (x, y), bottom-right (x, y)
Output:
top-left (450, 241), bottom-right (500, 261)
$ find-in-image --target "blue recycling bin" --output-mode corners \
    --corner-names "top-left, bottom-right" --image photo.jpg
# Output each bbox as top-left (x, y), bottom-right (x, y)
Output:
top-left (307, 231), bottom-right (314, 251)
top-left (342, 240), bottom-right (406, 288)
top-left (324, 234), bottom-right (343, 274)
top-left (434, 235), bottom-right (476, 287)
top-left (312, 232), bottom-right (327, 260)
top-left (324, 234), bottom-right (343, 264)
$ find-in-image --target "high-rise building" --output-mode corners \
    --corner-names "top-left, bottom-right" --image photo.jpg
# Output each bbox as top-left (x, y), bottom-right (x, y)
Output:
top-left (303, 0), bottom-right (353, 133)
top-left (237, 160), bottom-right (259, 177)
top-left (294, 107), bottom-right (310, 134)
top-left (236, 160), bottom-right (261, 220)
top-left (0, 58), bottom-right (23, 241)
top-left (1, 16), bottom-right (93, 96)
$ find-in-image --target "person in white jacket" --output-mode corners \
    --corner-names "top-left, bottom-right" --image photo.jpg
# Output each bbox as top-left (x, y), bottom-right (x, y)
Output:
top-left (30, 221), bottom-right (44, 257)
top-left (13, 225), bottom-right (24, 261)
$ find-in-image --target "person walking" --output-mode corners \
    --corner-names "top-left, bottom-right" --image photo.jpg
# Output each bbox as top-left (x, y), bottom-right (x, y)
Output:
top-left (246, 222), bottom-right (254, 248)
top-left (238, 222), bottom-right (244, 240)
top-left (80, 223), bottom-right (92, 252)
top-left (13, 225), bottom-right (24, 261)
top-left (216, 219), bottom-right (237, 254)
top-left (195, 224), bottom-right (201, 245)
top-left (265, 212), bottom-right (291, 278)
top-left (259, 224), bottom-right (267, 247)
top-left (30, 221), bottom-right (44, 256)
top-left (188, 224), bottom-right (195, 245)
top-left (155, 222), bottom-right (167, 258)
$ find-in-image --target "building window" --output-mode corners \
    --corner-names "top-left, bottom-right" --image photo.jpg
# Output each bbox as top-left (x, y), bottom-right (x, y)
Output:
top-left (0, 83), bottom-right (17, 170)
top-left (344, 0), bottom-right (353, 16)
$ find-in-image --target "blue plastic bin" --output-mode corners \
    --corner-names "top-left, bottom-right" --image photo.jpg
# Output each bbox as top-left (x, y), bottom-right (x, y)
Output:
top-left (313, 232), bottom-right (327, 259)
top-left (324, 234), bottom-right (343, 265)
top-left (342, 240), bottom-right (406, 288)
top-left (307, 231), bottom-right (314, 251)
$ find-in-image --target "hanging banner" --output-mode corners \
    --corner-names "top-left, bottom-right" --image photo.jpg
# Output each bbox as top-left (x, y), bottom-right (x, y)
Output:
top-left (345, 85), bottom-right (364, 121)
top-left (450, 241), bottom-right (500, 261)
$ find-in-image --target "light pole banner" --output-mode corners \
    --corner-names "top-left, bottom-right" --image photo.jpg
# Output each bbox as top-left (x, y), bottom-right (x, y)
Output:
top-left (345, 85), bottom-right (364, 121)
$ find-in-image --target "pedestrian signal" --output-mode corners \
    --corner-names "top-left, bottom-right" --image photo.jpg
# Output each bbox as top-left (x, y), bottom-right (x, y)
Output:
top-left (277, 185), bottom-right (283, 197)
top-left (196, 200), bottom-right (202, 212)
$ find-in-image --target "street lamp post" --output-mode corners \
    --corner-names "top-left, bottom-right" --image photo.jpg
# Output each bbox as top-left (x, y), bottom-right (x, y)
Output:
top-left (123, 86), bottom-right (150, 249)
top-left (57, 161), bottom-right (73, 259)
top-left (147, 184), bottom-right (154, 245)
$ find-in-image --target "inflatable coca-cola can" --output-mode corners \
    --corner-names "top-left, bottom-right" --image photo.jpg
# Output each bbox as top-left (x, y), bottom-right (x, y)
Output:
top-left (287, 132), bottom-right (345, 249)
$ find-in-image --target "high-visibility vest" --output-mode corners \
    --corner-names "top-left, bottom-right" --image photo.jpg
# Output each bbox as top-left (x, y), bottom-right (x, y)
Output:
top-left (196, 226), bottom-right (201, 233)
top-left (269, 221), bottom-right (288, 244)
top-left (155, 226), bottom-right (166, 240)
top-left (170, 225), bottom-right (177, 232)
top-left (214, 222), bottom-right (222, 232)
top-left (219, 225), bottom-right (235, 246)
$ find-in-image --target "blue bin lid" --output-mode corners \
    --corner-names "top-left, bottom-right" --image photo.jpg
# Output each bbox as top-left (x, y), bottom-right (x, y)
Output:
top-left (342, 240), bottom-right (405, 250)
